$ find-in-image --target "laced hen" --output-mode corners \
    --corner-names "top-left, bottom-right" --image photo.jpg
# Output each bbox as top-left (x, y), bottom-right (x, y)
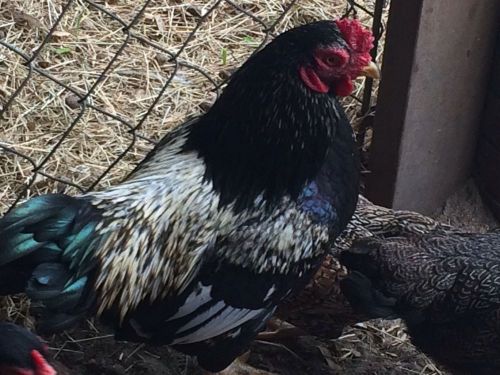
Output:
top-left (0, 322), bottom-right (56, 375)
top-left (0, 20), bottom-right (378, 372)
top-left (340, 232), bottom-right (500, 375)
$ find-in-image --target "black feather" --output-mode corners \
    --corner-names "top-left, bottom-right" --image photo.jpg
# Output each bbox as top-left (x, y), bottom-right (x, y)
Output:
top-left (340, 271), bottom-right (397, 318)
top-left (184, 21), bottom-right (357, 212)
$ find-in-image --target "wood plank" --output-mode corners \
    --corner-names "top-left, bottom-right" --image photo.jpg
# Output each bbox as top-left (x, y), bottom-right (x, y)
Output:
top-left (366, 0), bottom-right (500, 214)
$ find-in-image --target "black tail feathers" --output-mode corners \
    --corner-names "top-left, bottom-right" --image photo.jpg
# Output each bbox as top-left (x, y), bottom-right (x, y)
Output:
top-left (0, 194), bottom-right (102, 332)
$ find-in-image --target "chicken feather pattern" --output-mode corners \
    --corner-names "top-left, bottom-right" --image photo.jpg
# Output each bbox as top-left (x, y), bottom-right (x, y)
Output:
top-left (340, 232), bottom-right (500, 374)
top-left (88, 123), bottom-right (330, 317)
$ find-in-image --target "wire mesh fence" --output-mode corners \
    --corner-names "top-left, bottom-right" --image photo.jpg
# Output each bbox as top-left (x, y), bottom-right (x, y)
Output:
top-left (0, 0), bottom-right (388, 213)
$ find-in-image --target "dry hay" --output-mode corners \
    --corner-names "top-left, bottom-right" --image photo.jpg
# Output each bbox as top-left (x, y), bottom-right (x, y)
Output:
top-left (0, 0), bottom-right (384, 213)
top-left (331, 319), bottom-right (447, 375)
top-left (0, 1), bottom-right (446, 374)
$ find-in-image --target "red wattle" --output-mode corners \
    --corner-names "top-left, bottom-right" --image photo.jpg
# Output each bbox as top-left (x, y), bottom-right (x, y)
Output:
top-left (334, 77), bottom-right (354, 97)
top-left (299, 66), bottom-right (329, 94)
top-left (31, 350), bottom-right (56, 375)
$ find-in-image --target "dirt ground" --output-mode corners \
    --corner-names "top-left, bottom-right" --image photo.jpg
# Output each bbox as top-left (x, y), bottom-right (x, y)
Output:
top-left (26, 180), bottom-right (495, 375)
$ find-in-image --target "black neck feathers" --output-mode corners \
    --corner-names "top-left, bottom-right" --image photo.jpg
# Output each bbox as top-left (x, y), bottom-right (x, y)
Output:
top-left (184, 24), bottom-right (357, 211)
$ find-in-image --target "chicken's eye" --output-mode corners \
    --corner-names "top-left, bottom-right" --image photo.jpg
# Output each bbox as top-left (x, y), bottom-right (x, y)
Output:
top-left (325, 56), bottom-right (339, 66)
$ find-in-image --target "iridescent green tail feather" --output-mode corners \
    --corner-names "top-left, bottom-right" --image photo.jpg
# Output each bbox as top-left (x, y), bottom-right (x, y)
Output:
top-left (0, 194), bottom-right (103, 332)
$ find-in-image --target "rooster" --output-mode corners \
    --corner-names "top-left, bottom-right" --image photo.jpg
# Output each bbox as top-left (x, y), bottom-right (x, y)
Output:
top-left (0, 322), bottom-right (56, 375)
top-left (340, 232), bottom-right (500, 375)
top-left (0, 19), bottom-right (378, 372)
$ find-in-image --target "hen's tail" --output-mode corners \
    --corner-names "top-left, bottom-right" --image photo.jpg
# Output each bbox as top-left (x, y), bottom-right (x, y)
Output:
top-left (0, 194), bottom-right (103, 332)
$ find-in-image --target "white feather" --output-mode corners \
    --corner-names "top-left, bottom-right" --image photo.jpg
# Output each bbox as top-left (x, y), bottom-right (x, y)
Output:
top-left (168, 283), bottom-right (212, 320)
top-left (172, 305), bottom-right (263, 345)
top-left (168, 283), bottom-right (266, 345)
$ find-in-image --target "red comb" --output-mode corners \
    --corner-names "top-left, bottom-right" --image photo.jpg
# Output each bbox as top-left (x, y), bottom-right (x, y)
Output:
top-left (334, 19), bottom-right (374, 53)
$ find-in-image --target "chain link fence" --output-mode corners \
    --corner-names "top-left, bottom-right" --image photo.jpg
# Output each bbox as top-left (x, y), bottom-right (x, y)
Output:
top-left (0, 0), bottom-right (388, 213)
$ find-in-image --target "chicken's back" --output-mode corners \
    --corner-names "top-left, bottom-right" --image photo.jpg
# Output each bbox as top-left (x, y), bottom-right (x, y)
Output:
top-left (340, 232), bottom-right (500, 374)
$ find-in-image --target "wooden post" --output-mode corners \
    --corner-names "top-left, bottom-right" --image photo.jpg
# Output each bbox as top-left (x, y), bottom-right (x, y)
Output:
top-left (366, 0), bottom-right (500, 214)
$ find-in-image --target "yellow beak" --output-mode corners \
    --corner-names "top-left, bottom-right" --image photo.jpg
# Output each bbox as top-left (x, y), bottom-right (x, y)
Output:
top-left (360, 61), bottom-right (380, 79)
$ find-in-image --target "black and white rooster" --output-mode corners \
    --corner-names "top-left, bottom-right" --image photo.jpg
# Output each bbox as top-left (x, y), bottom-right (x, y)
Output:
top-left (0, 19), bottom-right (378, 372)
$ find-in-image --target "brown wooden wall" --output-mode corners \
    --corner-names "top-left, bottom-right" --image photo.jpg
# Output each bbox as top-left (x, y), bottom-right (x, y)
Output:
top-left (366, 0), bottom-right (500, 214)
top-left (475, 28), bottom-right (500, 220)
